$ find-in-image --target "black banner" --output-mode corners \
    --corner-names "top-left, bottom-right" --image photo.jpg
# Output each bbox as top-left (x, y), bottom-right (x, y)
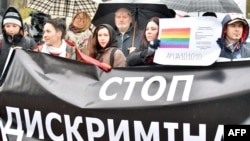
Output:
top-left (1, 50), bottom-right (250, 141)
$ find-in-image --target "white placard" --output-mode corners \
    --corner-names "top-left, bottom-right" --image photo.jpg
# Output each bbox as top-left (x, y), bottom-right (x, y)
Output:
top-left (154, 17), bottom-right (222, 66)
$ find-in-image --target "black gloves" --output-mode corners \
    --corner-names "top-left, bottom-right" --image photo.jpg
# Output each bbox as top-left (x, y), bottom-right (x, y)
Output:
top-left (140, 39), bottom-right (160, 61)
top-left (149, 39), bottom-right (160, 49)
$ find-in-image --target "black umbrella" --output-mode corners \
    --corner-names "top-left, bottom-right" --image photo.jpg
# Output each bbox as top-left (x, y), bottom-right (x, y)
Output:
top-left (92, 0), bottom-right (174, 30)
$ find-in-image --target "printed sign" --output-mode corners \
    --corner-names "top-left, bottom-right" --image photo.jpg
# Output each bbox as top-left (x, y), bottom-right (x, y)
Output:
top-left (154, 17), bottom-right (222, 66)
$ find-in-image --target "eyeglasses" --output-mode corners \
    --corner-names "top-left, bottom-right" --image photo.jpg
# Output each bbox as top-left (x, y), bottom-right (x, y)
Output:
top-left (75, 16), bottom-right (84, 21)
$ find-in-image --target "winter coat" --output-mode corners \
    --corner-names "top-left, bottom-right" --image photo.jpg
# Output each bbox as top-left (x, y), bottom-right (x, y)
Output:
top-left (217, 14), bottom-right (250, 60)
top-left (217, 39), bottom-right (250, 59)
top-left (0, 7), bottom-right (36, 77)
top-left (115, 25), bottom-right (141, 57)
top-left (65, 25), bottom-right (93, 55)
top-left (93, 24), bottom-right (126, 67)
top-left (96, 47), bottom-right (126, 67)
top-left (126, 39), bottom-right (160, 66)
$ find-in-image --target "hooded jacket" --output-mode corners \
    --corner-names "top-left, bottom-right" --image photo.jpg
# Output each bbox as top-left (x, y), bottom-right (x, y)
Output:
top-left (93, 24), bottom-right (126, 67)
top-left (0, 7), bottom-right (36, 78)
top-left (217, 14), bottom-right (250, 60)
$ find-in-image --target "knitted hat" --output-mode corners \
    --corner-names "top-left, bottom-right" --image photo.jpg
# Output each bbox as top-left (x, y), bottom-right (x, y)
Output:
top-left (3, 11), bottom-right (22, 27)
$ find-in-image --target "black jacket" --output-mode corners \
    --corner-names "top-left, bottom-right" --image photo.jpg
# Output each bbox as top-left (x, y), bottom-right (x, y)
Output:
top-left (0, 7), bottom-right (36, 79)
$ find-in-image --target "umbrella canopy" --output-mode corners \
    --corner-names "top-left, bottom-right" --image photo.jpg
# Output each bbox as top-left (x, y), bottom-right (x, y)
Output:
top-left (27, 0), bottom-right (98, 18)
top-left (163, 0), bottom-right (242, 13)
top-left (92, 0), bottom-right (174, 30)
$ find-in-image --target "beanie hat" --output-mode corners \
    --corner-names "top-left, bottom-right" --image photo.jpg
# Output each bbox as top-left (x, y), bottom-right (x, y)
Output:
top-left (3, 10), bottom-right (22, 27)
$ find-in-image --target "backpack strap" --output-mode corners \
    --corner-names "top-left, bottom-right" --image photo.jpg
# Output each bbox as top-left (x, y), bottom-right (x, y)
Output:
top-left (109, 48), bottom-right (117, 67)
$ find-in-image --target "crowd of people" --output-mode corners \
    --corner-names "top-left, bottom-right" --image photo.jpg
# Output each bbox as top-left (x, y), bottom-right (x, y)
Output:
top-left (0, 6), bottom-right (250, 73)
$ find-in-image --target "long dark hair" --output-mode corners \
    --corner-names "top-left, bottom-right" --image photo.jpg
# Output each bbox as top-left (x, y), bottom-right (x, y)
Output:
top-left (140, 17), bottom-right (159, 50)
top-left (90, 24), bottom-right (118, 58)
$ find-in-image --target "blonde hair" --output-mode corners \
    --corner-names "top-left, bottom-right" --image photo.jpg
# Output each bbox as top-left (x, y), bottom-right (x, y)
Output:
top-left (72, 11), bottom-right (91, 30)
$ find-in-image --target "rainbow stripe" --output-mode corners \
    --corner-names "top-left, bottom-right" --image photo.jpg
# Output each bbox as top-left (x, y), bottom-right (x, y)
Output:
top-left (160, 28), bottom-right (190, 48)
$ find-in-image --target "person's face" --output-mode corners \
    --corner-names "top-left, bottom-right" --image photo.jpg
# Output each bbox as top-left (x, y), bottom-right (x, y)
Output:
top-left (145, 21), bottom-right (159, 42)
top-left (225, 21), bottom-right (244, 41)
top-left (73, 13), bottom-right (86, 28)
top-left (115, 12), bottom-right (132, 32)
top-left (97, 27), bottom-right (110, 48)
top-left (43, 23), bottom-right (61, 46)
top-left (4, 23), bottom-right (20, 36)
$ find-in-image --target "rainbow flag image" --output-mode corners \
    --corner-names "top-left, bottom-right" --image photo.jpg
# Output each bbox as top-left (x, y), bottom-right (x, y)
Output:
top-left (160, 28), bottom-right (190, 48)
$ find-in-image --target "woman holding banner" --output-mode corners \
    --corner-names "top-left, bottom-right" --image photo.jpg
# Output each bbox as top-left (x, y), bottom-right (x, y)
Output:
top-left (65, 11), bottom-right (94, 55)
top-left (0, 7), bottom-right (36, 78)
top-left (88, 24), bottom-right (126, 68)
top-left (33, 18), bottom-right (75, 59)
top-left (126, 17), bottom-right (160, 66)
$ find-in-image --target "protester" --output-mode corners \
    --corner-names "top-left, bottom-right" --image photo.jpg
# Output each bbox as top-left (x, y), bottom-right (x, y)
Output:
top-left (0, 6), bottom-right (36, 76)
top-left (88, 24), bottom-right (126, 67)
top-left (114, 8), bottom-right (141, 57)
top-left (33, 18), bottom-right (75, 59)
top-left (65, 11), bottom-right (94, 55)
top-left (202, 12), bottom-right (217, 18)
top-left (217, 13), bottom-right (250, 60)
top-left (169, 9), bottom-right (176, 18)
top-left (126, 17), bottom-right (160, 66)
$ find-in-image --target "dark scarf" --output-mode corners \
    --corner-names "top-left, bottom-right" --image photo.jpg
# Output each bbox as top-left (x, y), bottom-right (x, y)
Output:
top-left (3, 31), bottom-right (23, 46)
